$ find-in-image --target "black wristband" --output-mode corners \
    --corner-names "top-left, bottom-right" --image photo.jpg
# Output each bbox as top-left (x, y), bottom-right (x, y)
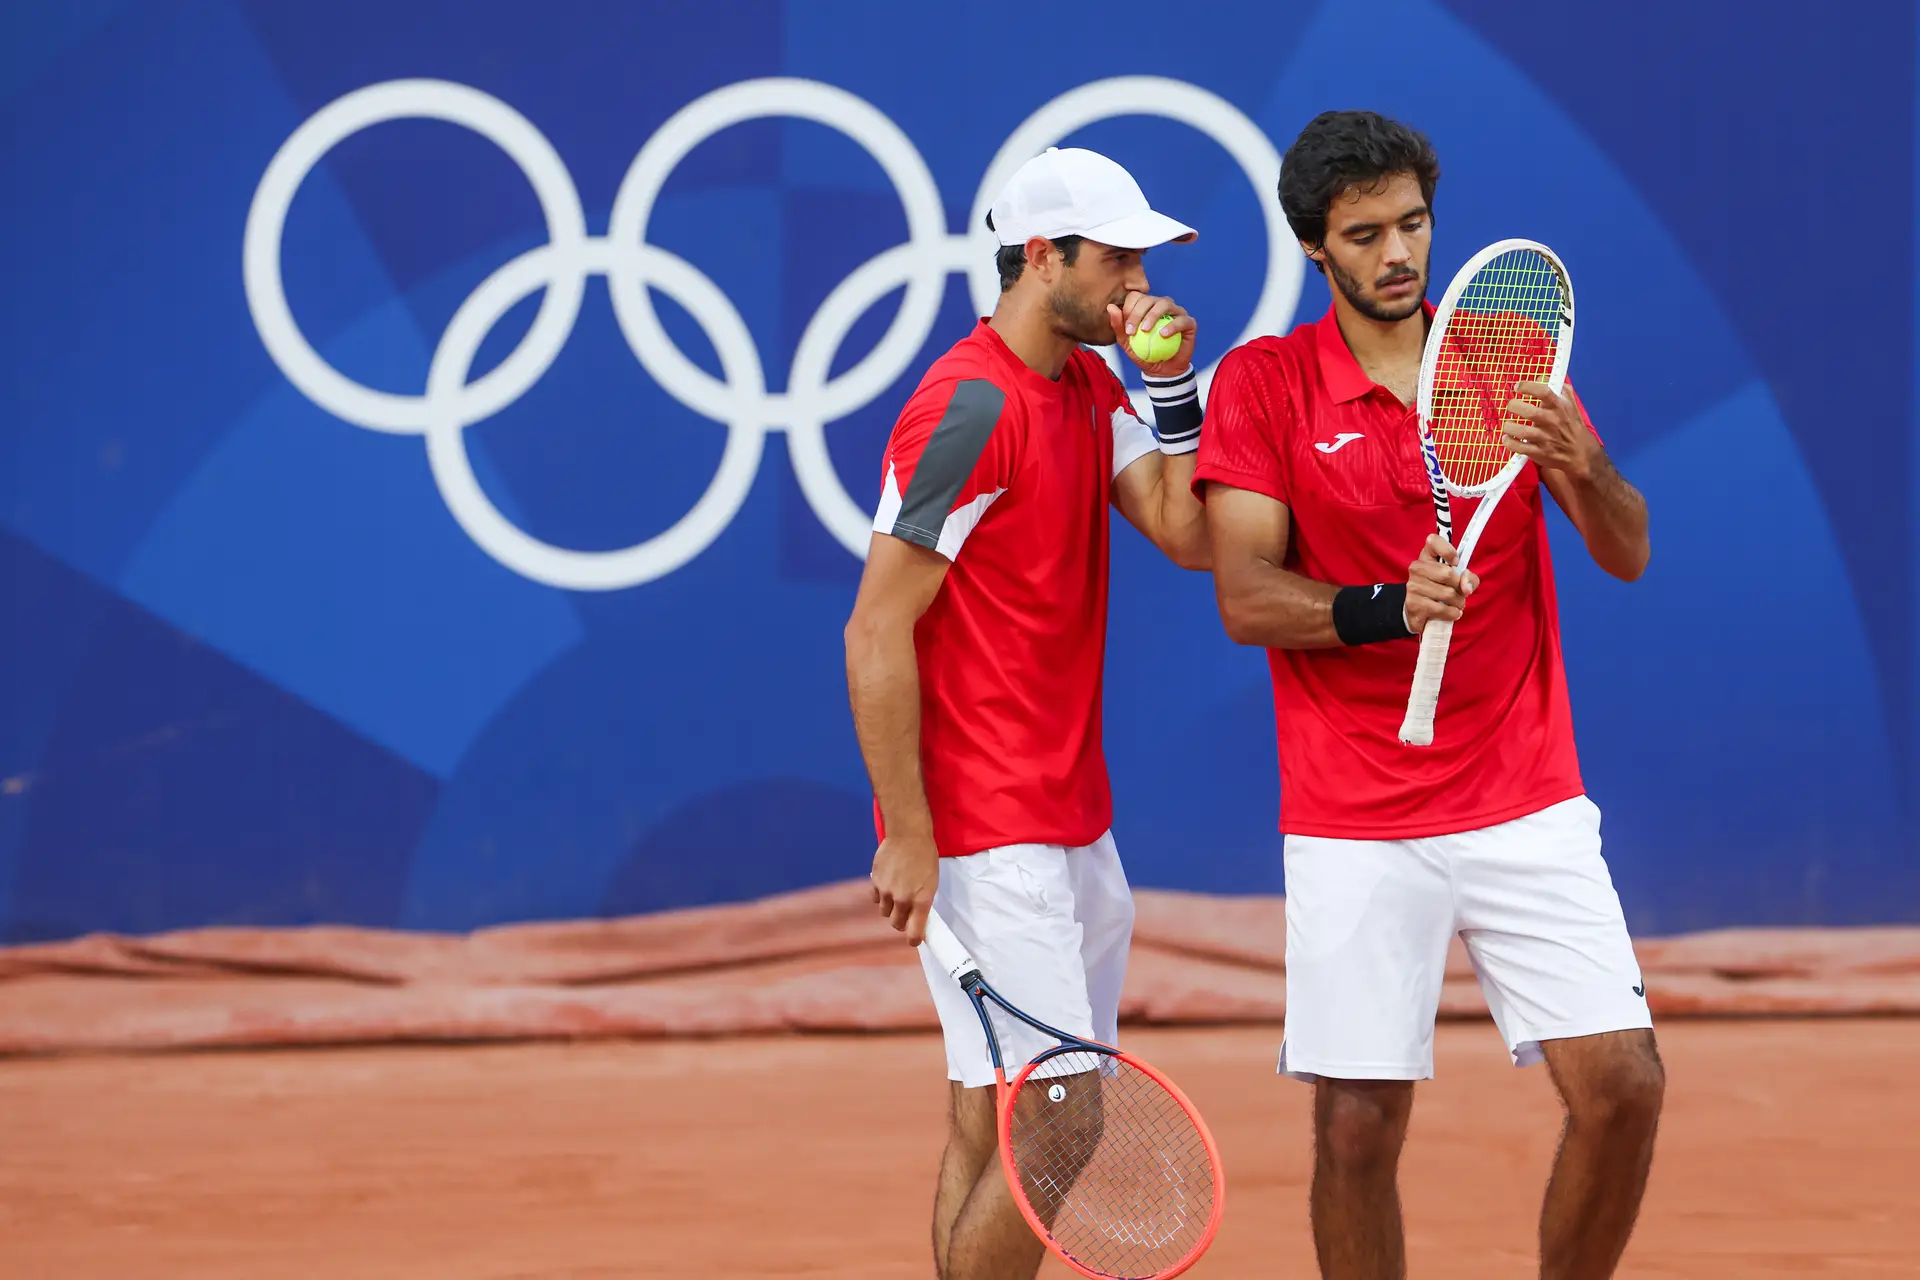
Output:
top-left (1332, 584), bottom-right (1414, 646)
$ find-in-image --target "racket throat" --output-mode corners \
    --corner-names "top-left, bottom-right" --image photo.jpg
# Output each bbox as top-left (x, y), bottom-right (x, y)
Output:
top-left (1450, 467), bottom-right (1519, 570)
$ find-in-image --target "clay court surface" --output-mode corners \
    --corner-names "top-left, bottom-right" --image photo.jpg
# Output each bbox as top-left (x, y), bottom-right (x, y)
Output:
top-left (1, 1020), bottom-right (1915, 1277)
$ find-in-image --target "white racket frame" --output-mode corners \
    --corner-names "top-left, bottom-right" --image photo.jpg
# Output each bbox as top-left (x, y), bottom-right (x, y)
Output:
top-left (1398, 238), bottom-right (1574, 746)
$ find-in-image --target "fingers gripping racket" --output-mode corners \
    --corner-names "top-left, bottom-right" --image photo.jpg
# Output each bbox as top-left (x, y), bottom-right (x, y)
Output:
top-left (1399, 239), bottom-right (1575, 746)
top-left (919, 911), bottom-right (1225, 1280)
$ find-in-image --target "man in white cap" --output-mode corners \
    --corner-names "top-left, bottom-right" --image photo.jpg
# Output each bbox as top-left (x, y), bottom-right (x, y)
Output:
top-left (844, 147), bottom-right (1211, 1279)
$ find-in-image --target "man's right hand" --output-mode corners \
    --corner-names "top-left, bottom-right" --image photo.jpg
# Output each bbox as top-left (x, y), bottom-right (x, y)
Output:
top-left (871, 832), bottom-right (941, 945)
top-left (1404, 533), bottom-right (1479, 633)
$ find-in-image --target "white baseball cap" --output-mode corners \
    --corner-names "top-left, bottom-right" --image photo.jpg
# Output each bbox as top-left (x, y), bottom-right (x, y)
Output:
top-left (988, 147), bottom-right (1197, 250)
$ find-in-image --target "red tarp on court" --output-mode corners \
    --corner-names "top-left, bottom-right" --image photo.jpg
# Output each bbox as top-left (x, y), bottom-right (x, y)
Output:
top-left (3, 882), bottom-right (1917, 1054)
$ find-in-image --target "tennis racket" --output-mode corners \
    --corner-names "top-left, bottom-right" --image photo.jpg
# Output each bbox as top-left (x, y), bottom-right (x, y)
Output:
top-left (918, 910), bottom-right (1225, 1280)
top-left (1399, 239), bottom-right (1575, 746)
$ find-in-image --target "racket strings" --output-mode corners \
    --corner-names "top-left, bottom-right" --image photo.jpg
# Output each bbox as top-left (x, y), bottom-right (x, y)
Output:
top-left (1429, 248), bottom-right (1566, 490)
top-left (1007, 1050), bottom-right (1215, 1279)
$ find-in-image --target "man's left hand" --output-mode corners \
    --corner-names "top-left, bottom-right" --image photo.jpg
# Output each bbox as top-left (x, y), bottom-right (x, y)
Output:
top-left (1503, 381), bottom-right (1599, 481)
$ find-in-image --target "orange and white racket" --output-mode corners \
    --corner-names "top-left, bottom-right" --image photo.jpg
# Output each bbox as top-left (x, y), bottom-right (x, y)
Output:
top-left (919, 911), bottom-right (1225, 1280)
top-left (1400, 239), bottom-right (1575, 746)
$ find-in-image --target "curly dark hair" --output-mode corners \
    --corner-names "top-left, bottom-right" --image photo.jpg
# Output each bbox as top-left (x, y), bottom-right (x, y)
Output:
top-left (985, 211), bottom-right (1084, 292)
top-left (1280, 111), bottom-right (1440, 273)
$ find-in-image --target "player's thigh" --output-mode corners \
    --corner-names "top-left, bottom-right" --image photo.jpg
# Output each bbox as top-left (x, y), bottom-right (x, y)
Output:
top-left (918, 842), bottom-right (1095, 1087)
top-left (948, 1079), bottom-right (999, 1148)
top-left (1280, 831), bottom-right (1455, 1082)
top-left (1065, 830), bottom-right (1134, 1047)
top-left (1452, 796), bottom-right (1652, 1068)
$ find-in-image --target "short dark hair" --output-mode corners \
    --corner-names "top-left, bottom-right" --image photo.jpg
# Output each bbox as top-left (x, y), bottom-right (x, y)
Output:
top-left (1279, 111), bottom-right (1440, 273)
top-left (985, 212), bottom-right (1084, 292)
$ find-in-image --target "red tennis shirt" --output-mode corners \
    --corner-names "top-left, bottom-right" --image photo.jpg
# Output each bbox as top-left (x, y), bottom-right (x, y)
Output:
top-left (872, 321), bottom-right (1158, 856)
top-left (1195, 306), bottom-right (1590, 839)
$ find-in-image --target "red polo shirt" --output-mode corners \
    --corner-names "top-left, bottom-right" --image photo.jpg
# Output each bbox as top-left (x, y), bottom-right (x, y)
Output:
top-left (871, 322), bottom-right (1158, 856)
top-left (1195, 306), bottom-right (1590, 839)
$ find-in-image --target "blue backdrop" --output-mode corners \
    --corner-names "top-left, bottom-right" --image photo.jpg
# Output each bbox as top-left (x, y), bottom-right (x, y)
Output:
top-left (2, 1), bottom-right (1915, 942)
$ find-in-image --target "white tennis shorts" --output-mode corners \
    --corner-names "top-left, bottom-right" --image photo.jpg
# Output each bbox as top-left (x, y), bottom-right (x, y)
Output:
top-left (1280, 795), bottom-right (1651, 1081)
top-left (917, 831), bottom-right (1133, 1089)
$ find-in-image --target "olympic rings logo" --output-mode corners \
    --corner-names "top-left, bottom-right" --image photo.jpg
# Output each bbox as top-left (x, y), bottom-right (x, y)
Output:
top-left (244, 76), bottom-right (1301, 590)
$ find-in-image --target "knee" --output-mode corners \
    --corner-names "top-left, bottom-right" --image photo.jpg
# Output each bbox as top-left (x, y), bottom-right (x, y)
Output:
top-left (1043, 1092), bottom-right (1107, 1168)
top-left (1316, 1081), bottom-right (1412, 1177)
top-left (1568, 1049), bottom-right (1665, 1134)
top-left (1014, 1074), bottom-right (1106, 1160)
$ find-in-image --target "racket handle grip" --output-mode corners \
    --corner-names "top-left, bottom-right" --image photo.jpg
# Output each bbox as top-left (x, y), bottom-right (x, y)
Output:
top-left (919, 910), bottom-right (978, 982)
top-left (1398, 618), bottom-right (1456, 746)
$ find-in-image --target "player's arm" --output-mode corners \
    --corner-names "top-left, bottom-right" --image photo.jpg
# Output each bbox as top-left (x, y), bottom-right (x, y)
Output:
top-left (845, 536), bottom-right (948, 945)
top-left (1106, 292), bottom-right (1211, 571)
top-left (846, 378), bottom-right (1016, 944)
top-left (1206, 484), bottom-right (1473, 648)
top-left (1507, 381), bottom-right (1650, 582)
top-left (1112, 452), bottom-right (1209, 570)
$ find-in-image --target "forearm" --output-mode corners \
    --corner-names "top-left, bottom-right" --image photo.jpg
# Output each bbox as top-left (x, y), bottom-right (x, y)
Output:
top-left (1143, 367), bottom-right (1210, 570)
top-left (1553, 449), bottom-right (1649, 581)
top-left (844, 618), bottom-right (936, 841)
top-left (1215, 563), bottom-right (1347, 649)
top-left (1150, 452), bottom-right (1211, 570)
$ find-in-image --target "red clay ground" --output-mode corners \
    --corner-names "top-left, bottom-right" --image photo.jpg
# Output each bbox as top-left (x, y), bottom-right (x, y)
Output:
top-left (1, 1020), bottom-right (1915, 1277)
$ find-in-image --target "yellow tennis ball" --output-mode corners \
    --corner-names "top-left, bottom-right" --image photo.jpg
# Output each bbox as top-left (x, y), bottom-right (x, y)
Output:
top-left (1129, 316), bottom-right (1182, 364)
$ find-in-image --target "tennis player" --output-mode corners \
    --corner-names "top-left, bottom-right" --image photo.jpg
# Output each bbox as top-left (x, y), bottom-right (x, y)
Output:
top-left (844, 146), bottom-right (1210, 1280)
top-left (1197, 111), bottom-right (1663, 1278)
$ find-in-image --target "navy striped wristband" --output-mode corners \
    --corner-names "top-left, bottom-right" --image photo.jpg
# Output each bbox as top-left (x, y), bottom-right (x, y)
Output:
top-left (1142, 367), bottom-right (1202, 455)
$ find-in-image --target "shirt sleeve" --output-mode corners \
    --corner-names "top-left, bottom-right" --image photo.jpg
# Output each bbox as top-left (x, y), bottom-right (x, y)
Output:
top-left (872, 376), bottom-right (1020, 561)
top-left (1193, 346), bottom-right (1291, 505)
top-left (1088, 356), bottom-right (1158, 484)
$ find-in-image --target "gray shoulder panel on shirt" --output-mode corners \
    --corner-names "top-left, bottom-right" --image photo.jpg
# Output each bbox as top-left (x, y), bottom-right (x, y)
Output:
top-left (891, 378), bottom-right (1007, 548)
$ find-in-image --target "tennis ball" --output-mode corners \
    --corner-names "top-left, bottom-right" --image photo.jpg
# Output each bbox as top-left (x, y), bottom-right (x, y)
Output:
top-left (1129, 315), bottom-right (1182, 364)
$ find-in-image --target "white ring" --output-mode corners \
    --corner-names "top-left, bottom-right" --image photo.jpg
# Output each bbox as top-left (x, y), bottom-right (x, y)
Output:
top-left (243, 79), bottom-right (588, 435)
top-left (422, 240), bottom-right (766, 590)
top-left (607, 78), bottom-right (951, 431)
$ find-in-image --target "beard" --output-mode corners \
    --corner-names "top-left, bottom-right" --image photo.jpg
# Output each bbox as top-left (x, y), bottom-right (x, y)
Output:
top-left (1047, 284), bottom-right (1116, 346)
top-left (1328, 253), bottom-right (1427, 322)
